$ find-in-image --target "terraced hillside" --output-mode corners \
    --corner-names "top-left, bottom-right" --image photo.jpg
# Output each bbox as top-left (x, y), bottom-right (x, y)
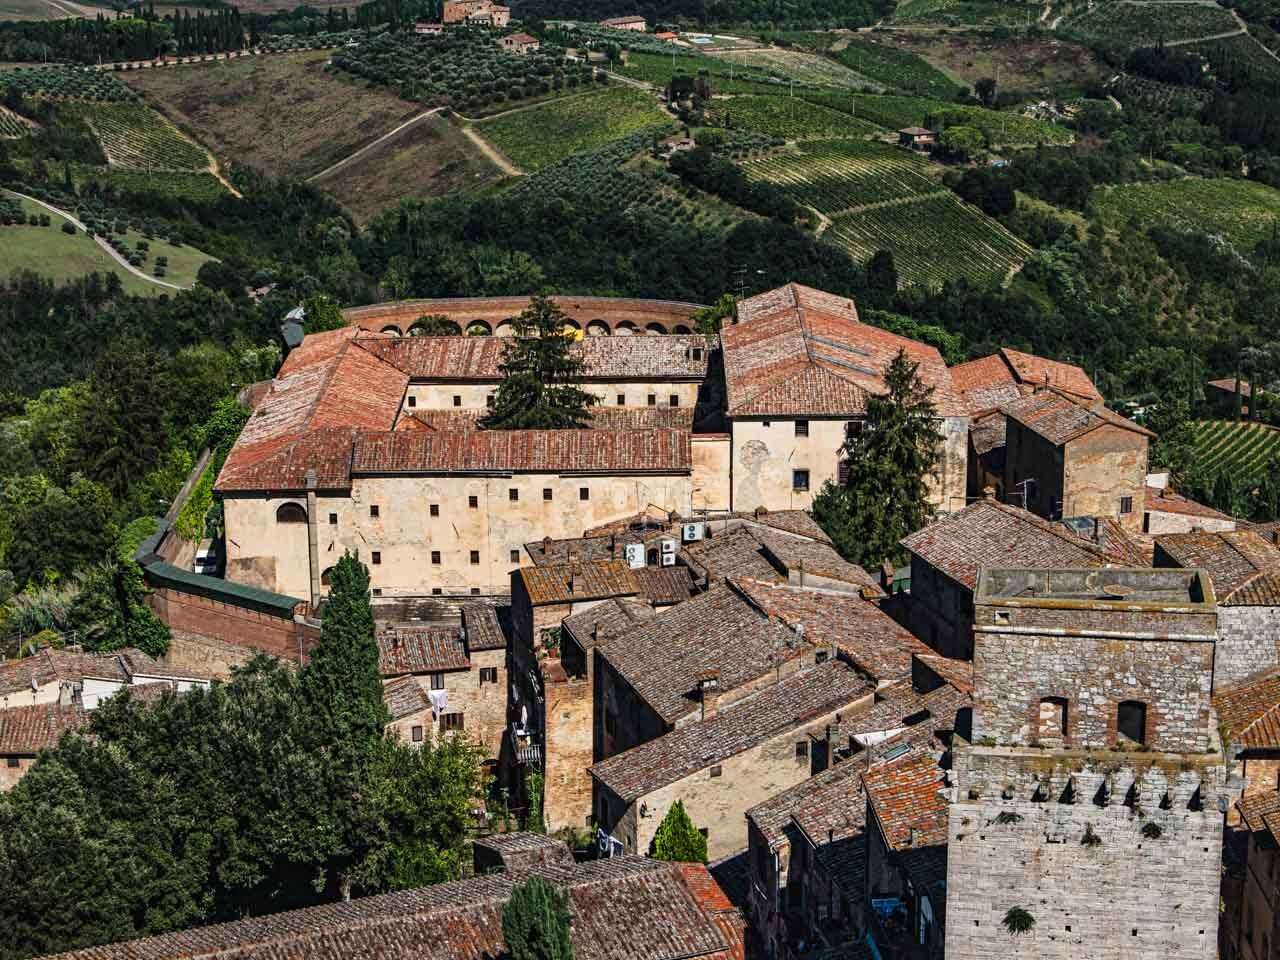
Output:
top-left (704, 95), bottom-right (880, 139)
top-left (1192, 420), bottom-right (1280, 484)
top-left (66, 101), bottom-right (209, 170)
top-left (1064, 0), bottom-right (1242, 52)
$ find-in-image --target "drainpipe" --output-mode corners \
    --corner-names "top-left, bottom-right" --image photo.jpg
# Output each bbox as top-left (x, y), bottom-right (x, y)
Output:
top-left (305, 469), bottom-right (321, 611)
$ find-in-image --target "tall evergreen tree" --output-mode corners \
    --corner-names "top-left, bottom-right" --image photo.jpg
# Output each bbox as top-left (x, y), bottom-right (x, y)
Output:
top-left (812, 349), bottom-right (943, 568)
top-left (481, 295), bottom-right (595, 429)
top-left (651, 799), bottom-right (708, 863)
top-left (502, 875), bottom-right (574, 960)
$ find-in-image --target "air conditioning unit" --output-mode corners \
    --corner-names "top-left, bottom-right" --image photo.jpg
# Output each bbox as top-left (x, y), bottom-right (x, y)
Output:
top-left (624, 543), bottom-right (646, 569)
top-left (660, 538), bottom-right (677, 555)
top-left (682, 522), bottom-right (705, 542)
top-left (661, 552), bottom-right (676, 567)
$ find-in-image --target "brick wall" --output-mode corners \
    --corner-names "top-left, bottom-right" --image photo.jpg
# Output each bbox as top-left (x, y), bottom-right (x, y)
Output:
top-left (149, 587), bottom-right (318, 662)
top-left (0, 755), bottom-right (33, 791)
top-left (543, 671), bottom-right (593, 833)
top-left (1216, 606), bottom-right (1280, 692)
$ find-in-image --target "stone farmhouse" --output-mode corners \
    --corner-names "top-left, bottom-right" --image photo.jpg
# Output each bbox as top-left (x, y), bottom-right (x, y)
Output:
top-left (0, 701), bottom-right (86, 790)
top-left (441, 0), bottom-right (510, 25)
top-left (599, 14), bottom-right (647, 29)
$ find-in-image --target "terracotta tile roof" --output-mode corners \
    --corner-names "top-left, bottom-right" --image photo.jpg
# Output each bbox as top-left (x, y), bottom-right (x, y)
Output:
top-left (216, 334), bottom-right (407, 493)
top-left (969, 408), bottom-right (1007, 456)
top-left (631, 565), bottom-right (696, 605)
top-left (722, 283), bottom-right (964, 418)
top-left (41, 856), bottom-right (741, 960)
top-left (115, 648), bottom-right (218, 683)
top-left (747, 754), bottom-right (866, 847)
top-left (913, 652), bottom-right (974, 695)
top-left (680, 526), bottom-right (877, 593)
top-left (377, 626), bottom-right (470, 675)
top-left (729, 510), bottom-right (833, 543)
top-left (1154, 529), bottom-right (1280, 604)
top-left (596, 583), bottom-right (814, 725)
top-left (382, 675), bottom-right (431, 721)
top-left (1145, 486), bottom-right (1233, 522)
top-left (951, 349), bottom-right (1100, 416)
top-left (1058, 516), bottom-right (1152, 566)
top-left (1208, 377), bottom-right (1254, 398)
top-left (730, 579), bottom-right (926, 685)
top-left (901, 498), bottom-right (1110, 591)
top-left (0, 648), bottom-right (130, 697)
top-left (1001, 348), bottom-right (1101, 400)
top-left (462, 603), bottom-right (505, 651)
top-left (680, 527), bottom-right (784, 583)
top-left (351, 428), bottom-right (691, 475)
top-left (862, 749), bottom-right (948, 851)
top-left (0, 700), bottom-right (87, 754)
top-left (573, 336), bottom-right (709, 380)
top-left (755, 529), bottom-right (883, 596)
top-left (1003, 388), bottom-right (1152, 447)
top-left (518, 559), bottom-right (639, 605)
top-left (1238, 790), bottom-right (1280, 836)
top-left (949, 354), bottom-right (1023, 414)
top-left (1216, 670), bottom-right (1280, 751)
top-left (562, 597), bottom-right (657, 650)
top-left (590, 660), bottom-right (875, 802)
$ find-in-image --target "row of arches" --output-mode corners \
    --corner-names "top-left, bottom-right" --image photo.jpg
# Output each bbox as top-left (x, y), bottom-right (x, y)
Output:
top-left (374, 319), bottom-right (696, 338)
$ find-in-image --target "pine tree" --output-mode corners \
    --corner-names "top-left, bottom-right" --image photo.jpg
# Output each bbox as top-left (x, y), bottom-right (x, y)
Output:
top-left (481, 295), bottom-right (595, 429)
top-left (812, 348), bottom-right (943, 568)
top-left (651, 800), bottom-right (708, 863)
top-left (502, 875), bottom-right (574, 960)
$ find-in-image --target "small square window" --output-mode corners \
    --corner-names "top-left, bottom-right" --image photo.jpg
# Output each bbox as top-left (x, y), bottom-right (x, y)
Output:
top-left (795, 741), bottom-right (808, 760)
top-left (431, 673), bottom-right (445, 690)
top-left (762, 420), bottom-right (771, 427)
top-left (441, 712), bottom-right (465, 732)
top-left (1120, 496), bottom-right (1133, 514)
top-left (709, 764), bottom-right (722, 778)
top-left (480, 666), bottom-right (498, 684)
top-left (793, 469), bottom-right (810, 492)
top-left (471, 587), bottom-right (481, 595)
top-left (510, 549), bottom-right (521, 563)
top-left (469, 495), bottom-right (478, 509)
top-left (617, 394), bottom-right (626, 406)
top-left (431, 551), bottom-right (441, 565)
top-left (509, 488), bottom-right (519, 502)
top-left (470, 550), bottom-right (480, 565)
top-left (411, 725), bottom-right (424, 742)
top-left (371, 587), bottom-right (382, 597)
top-left (693, 347), bottom-right (703, 362)
top-left (647, 394), bottom-right (656, 406)
top-left (795, 419), bottom-right (809, 437)
top-left (329, 512), bottom-right (338, 525)
top-left (430, 504), bottom-right (439, 517)
top-left (371, 551), bottom-right (381, 565)
top-left (452, 395), bottom-right (462, 407)
top-left (5, 757), bottom-right (18, 768)
top-left (432, 587), bottom-right (442, 596)
top-left (543, 488), bottom-right (553, 501)
top-left (815, 650), bottom-right (829, 664)
top-left (579, 487), bottom-right (589, 501)
top-left (670, 394), bottom-right (679, 407)
top-left (370, 505), bottom-right (380, 518)
top-left (407, 395), bottom-right (417, 408)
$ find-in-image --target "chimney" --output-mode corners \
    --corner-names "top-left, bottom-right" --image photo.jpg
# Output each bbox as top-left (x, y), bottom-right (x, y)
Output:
top-left (982, 485), bottom-right (996, 501)
top-left (592, 621), bottom-right (601, 643)
top-left (880, 561), bottom-right (895, 593)
top-left (908, 827), bottom-right (918, 847)
top-left (543, 535), bottom-right (553, 556)
top-left (697, 668), bottom-right (720, 721)
top-left (609, 532), bottom-right (617, 555)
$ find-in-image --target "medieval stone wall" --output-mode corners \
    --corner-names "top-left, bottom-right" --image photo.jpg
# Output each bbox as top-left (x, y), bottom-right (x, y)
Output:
top-left (1215, 605), bottom-right (1280, 692)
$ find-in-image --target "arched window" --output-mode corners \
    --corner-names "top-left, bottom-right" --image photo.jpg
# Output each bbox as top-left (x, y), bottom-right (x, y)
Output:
top-left (1117, 700), bottom-right (1147, 745)
top-left (276, 502), bottom-right (307, 524)
top-left (321, 566), bottom-right (335, 587)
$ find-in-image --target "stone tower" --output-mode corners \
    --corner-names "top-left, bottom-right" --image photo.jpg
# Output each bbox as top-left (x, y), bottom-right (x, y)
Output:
top-left (944, 567), bottom-right (1230, 959)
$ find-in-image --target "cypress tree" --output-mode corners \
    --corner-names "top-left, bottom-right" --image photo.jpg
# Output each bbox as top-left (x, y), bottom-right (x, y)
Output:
top-left (651, 800), bottom-right (708, 863)
top-left (502, 875), bottom-right (574, 960)
top-left (812, 348), bottom-right (943, 568)
top-left (481, 295), bottom-right (595, 430)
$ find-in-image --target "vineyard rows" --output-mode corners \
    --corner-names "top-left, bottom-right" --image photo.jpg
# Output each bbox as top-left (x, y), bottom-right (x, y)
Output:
top-left (69, 102), bottom-right (209, 171)
top-left (75, 167), bottom-right (229, 203)
top-left (892, 0), bottom-right (1041, 26)
top-left (716, 47), bottom-right (880, 89)
top-left (828, 37), bottom-right (964, 99)
top-left (1091, 177), bottom-right (1280, 253)
top-left (1192, 420), bottom-right (1280, 482)
top-left (741, 139), bottom-right (939, 213)
top-left (477, 85), bottom-right (674, 171)
top-left (619, 51), bottom-right (801, 95)
top-left (801, 92), bottom-right (1073, 145)
top-left (1064, 1), bottom-right (1240, 51)
top-left (1188, 34), bottom-right (1280, 86)
top-left (0, 107), bottom-right (33, 139)
top-left (0, 66), bottom-right (135, 102)
top-left (704, 95), bottom-right (880, 139)
top-left (826, 192), bottom-right (1031, 289)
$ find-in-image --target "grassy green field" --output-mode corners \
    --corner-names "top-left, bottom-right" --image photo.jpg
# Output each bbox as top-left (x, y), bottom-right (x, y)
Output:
top-left (801, 91), bottom-right (1073, 145)
top-left (1064, 1), bottom-right (1241, 51)
top-left (742, 138), bottom-right (940, 212)
top-left (704, 95), bottom-right (880, 139)
top-left (892, 0), bottom-right (1040, 26)
top-left (475, 85), bottom-right (673, 171)
top-left (618, 51), bottom-right (798, 95)
top-left (828, 36), bottom-right (964, 98)
top-left (0, 193), bottom-right (172, 295)
top-left (1192, 420), bottom-right (1280, 484)
top-left (716, 47), bottom-right (879, 89)
top-left (826, 191), bottom-right (1031, 288)
top-left (1091, 178), bottom-right (1280, 253)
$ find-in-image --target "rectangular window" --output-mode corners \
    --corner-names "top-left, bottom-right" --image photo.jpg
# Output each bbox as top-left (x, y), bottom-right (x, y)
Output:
top-left (617, 394), bottom-right (626, 406)
top-left (471, 587), bottom-right (481, 596)
top-left (709, 765), bottom-right (722, 778)
top-left (411, 725), bottom-right (424, 742)
top-left (1120, 496), bottom-right (1133, 514)
top-left (431, 551), bottom-right (441, 565)
top-left (5, 757), bottom-right (18, 768)
top-left (579, 487), bottom-right (589, 501)
top-left (430, 504), bottom-right (439, 517)
top-left (795, 741), bottom-right (808, 760)
top-left (670, 394), bottom-right (680, 407)
top-left (407, 395), bottom-right (417, 408)
top-left (328, 513), bottom-right (338, 525)
top-left (510, 549), bottom-right (521, 563)
top-left (815, 650), bottom-right (829, 665)
top-left (371, 588), bottom-right (382, 597)
top-left (795, 419), bottom-right (809, 437)
top-left (762, 420), bottom-right (771, 428)
top-left (509, 488), bottom-right (519, 502)
top-left (692, 347), bottom-right (703, 362)
top-left (452, 395), bottom-right (462, 407)
top-left (470, 550), bottom-right (480, 565)
top-left (371, 551), bottom-right (381, 565)
top-left (431, 673), bottom-right (445, 690)
top-left (543, 488), bottom-right (553, 501)
top-left (793, 469), bottom-right (810, 492)
top-left (480, 667), bottom-right (498, 684)
top-left (369, 505), bottom-right (380, 518)
top-left (486, 394), bottom-right (495, 408)
top-left (468, 496), bottom-right (478, 509)
top-left (441, 712), bottom-right (465, 732)
top-left (432, 587), bottom-right (442, 596)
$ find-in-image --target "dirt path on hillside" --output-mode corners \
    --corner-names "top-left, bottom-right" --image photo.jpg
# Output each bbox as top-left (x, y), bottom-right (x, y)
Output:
top-left (206, 154), bottom-right (241, 198)
top-left (460, 125), bottom-right (521, 176)
top-left (307, 108), bottom-right (443, 182)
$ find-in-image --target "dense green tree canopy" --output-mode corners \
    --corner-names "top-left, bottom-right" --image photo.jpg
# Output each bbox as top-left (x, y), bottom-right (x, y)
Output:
top-left (502, 875), bottom-right (575, 960)
top-left (651, 799), bottom-right (708, 863)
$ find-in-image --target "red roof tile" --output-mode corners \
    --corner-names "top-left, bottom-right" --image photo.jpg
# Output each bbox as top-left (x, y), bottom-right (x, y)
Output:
top-left (862, 749), bottom-right (948, 851)
top-left (351, 428), bottom-right (691, 475)
top-left (1155, 529), bottom-right (1280, 605)
top-left (1146, 486), bottom-right (1233, 522)
top-left (378, 626), bottom-right (470, 675)
top-left (518, 559), bottom-right (640, 606)
top-left (1001, 348), bottom-right (1100, 401)
top-left (1003, 388), bottom-right (1152, 447)
top-left (0, 700), bottom-right (87, 754)
top-left (382, 675), bottom-right (431, 720)
top-left (1216, 670), bottom-right (1280, 750)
